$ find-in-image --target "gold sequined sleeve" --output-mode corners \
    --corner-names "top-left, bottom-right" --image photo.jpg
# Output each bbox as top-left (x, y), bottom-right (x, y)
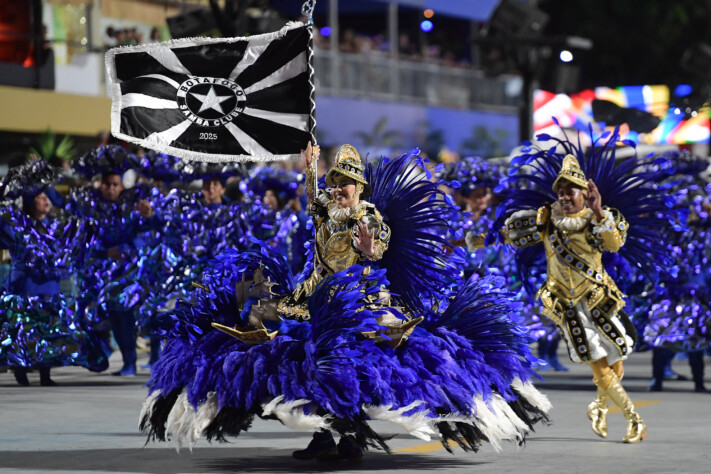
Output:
top-left (305, 152), bottom-right (317, 211)
top-left (591, 207), bottom-right (627, 252)
top-left (504, 207), bottom-right (547, 248)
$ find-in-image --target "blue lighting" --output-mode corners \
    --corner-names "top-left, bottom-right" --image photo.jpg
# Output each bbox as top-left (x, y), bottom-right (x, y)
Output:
top-left (674, 84), bottom-right (692, 97)
top-left (320, 26), bottom-right (332, 37)
top-left (420, 20), bottom-right (434, 32)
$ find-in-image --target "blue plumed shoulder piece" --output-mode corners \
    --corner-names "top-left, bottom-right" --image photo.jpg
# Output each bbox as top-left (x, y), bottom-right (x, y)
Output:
top-left (490, 126), bottom-right (681, 285)
top-left (0, 160), bottom-right (61, 201)
top-left (72, 145), bottom-right (139, 179)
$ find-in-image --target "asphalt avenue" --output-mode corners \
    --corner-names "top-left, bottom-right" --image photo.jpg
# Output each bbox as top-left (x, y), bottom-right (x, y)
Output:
top-left (1, 347), bottom-right (709, 473)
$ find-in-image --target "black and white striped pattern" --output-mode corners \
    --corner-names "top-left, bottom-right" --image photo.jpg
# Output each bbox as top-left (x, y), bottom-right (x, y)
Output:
top-left (106, 22), bottom-right (315, 163)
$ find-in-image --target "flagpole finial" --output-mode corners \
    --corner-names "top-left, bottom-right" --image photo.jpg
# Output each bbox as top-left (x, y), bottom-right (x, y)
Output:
top-left (302, 0), bottom-right (317, 24)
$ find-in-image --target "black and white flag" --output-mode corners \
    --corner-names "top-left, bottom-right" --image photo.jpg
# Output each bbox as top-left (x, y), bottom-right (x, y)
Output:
top-left (106, 22), bottom-right (315, 163)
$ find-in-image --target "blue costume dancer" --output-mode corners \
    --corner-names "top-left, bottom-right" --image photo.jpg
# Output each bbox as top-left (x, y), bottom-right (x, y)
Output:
top-left (0, 160), bottom-right (108, 385)
top-left (640, 151), bottom-right (711, 392)
top-left (139, 144), bottom-right (551, 459)
top-left (442, 157), bottom-right (560, 371)
top-left (125, 157), bottom-right (250, 367)
top-left (69, 145), bottom-right (159, 376)
top-left (246, 166), bottom-right (309, 273)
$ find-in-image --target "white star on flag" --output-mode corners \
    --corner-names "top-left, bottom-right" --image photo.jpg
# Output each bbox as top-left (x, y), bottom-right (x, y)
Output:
top-left (190, 86), bottom-right (232, 114)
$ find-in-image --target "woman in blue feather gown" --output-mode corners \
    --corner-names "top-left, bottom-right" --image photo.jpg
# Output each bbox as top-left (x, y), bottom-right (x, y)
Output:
top-left (140, 143), bottom-right (551, 460)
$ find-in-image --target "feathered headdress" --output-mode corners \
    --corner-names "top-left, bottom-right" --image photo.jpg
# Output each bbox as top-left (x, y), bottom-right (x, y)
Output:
top-left (437, 155), bottom-right (507, 196)
top-left (0, 160), bottom-right (61, 200)
top-left (247, 166), bottom-right (299, 203)
top-left (175, 159), bottom-right (247, 184)
top-left (72, 145), bottom-right (139, 179)
top-left (488, 124), bottom-right (680, 291)
top-left (135, 151), bottom-right (184, 183)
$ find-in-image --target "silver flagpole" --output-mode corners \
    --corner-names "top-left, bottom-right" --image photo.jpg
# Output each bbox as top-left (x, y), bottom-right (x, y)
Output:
top-left (302, 0), bottom-right (318, 191)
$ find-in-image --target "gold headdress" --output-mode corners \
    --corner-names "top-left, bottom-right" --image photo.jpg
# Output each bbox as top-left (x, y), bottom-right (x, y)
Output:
top-left (325, 144), bottom-right (368, 187)
top-left (552, 154), bottom-right (588, 192)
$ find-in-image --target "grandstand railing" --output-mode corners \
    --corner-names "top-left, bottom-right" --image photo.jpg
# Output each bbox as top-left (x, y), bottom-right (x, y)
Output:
top-left (314, 48), bottom-right (521, 111)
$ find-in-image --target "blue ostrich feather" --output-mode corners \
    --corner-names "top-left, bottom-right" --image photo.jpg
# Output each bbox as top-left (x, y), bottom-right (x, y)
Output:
top-left (175, 159), bottom-right (247, 184)
top-left (72, 145), bottom-right (139, 179)
top-left (437, 155), bottom-right (509, 196)
top-left (365, 149), bottom-right (464, 311)
top-left (136, 151), bottom-right (184, 183)
top-left (1, 160), bottom-right (61, 201)
top-left (0, 205), bottom-right (98, 280)
top-left (308, 265), bottom-right (390, 350)
top-left (489, 127), bottom-right (681, 285)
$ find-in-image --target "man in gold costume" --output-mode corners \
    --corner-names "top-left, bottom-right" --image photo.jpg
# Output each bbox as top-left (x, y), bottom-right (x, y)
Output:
top-left (503, 155), bottom-right (647, 443)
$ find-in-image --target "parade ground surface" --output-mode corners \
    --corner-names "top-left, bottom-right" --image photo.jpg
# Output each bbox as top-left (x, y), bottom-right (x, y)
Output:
top-left (1, 347), bottom-right (709, 474)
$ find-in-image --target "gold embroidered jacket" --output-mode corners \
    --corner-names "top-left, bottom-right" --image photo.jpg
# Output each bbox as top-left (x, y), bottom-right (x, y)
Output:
top-left (504, 204), bottom-right (632, 361)
top-left (277, 157), bottom-right (391, 320)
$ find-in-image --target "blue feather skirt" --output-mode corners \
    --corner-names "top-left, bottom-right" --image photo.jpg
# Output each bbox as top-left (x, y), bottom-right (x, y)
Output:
top-left (140, 250), bottom-right (551, 453)
top-left (0, 293), bottom-right (111, 371)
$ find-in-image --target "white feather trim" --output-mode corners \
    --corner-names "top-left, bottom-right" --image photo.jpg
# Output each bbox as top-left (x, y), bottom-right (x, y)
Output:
top-left (193, 392), bottom-right (219, 442)
top-left (511, 377), bottom-right (553, 413)
top-left (362, 402), bottom-right (436, 441)
top-left (165, 390), bottom-right (218, 452)
top-left (261, 395), bottom-right (331, 432)
top-left (470, 395), bottom-right (521, 452)
top-left (139, 390), bottom-right (161, 429)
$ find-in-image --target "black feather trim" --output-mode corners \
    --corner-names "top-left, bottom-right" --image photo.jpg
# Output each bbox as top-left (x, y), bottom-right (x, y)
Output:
top-left (140, 389), bottom-right (181, 443)
top-left (204, 408), bottom-right (256, 442)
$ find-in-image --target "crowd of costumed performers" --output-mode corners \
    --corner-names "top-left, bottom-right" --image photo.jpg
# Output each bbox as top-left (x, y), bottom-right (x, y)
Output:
top-left (0, 143), bottom-right (312, 384)
top-left (473, 126), bottom-right (685, 444)
top-left (0, 161), bottom-right (107, 386)
top-left (636, 150), bottom-right (711, 393)
top-left (139, 143), bottom-right (552, 461)
top-left (439, 156), bottom-right (565, 372)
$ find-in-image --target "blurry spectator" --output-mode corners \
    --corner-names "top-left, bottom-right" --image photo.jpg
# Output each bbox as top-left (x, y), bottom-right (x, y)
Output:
top-left (224, 180), bottom-right (244, 203)
top-left (398, 33), bottom-right (417, 57)
top-left (340, 29), bottom-right (357, 53)
top-left (149, 27), bottom-right (161, 43)
top-left (114, 29), bottom-right (128, 46)
top-left (103, 26), bottom-right (117, 48)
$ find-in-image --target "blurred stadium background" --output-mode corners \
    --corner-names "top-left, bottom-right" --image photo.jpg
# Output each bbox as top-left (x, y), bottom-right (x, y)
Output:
top-left (1, 0), bottom-right (710, 171)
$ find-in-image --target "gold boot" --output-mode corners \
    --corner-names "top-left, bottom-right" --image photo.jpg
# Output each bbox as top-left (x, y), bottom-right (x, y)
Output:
top-left (599, 371), bottom-right (648, 443)
top-left (586, 386), bottom-right (609, 438)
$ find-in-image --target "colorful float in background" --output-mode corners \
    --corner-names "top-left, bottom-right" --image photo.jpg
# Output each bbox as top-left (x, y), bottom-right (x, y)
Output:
top-left (534, 84), bottom-right (710, 145)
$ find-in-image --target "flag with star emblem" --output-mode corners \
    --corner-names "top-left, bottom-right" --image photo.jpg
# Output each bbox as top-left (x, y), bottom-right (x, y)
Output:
top-left (105, 22), bottom-right (315, 163)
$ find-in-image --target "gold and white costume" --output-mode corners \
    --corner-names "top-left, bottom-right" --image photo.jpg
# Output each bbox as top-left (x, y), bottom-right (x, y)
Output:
top-left (503, 155), bottom-right (636, 365)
